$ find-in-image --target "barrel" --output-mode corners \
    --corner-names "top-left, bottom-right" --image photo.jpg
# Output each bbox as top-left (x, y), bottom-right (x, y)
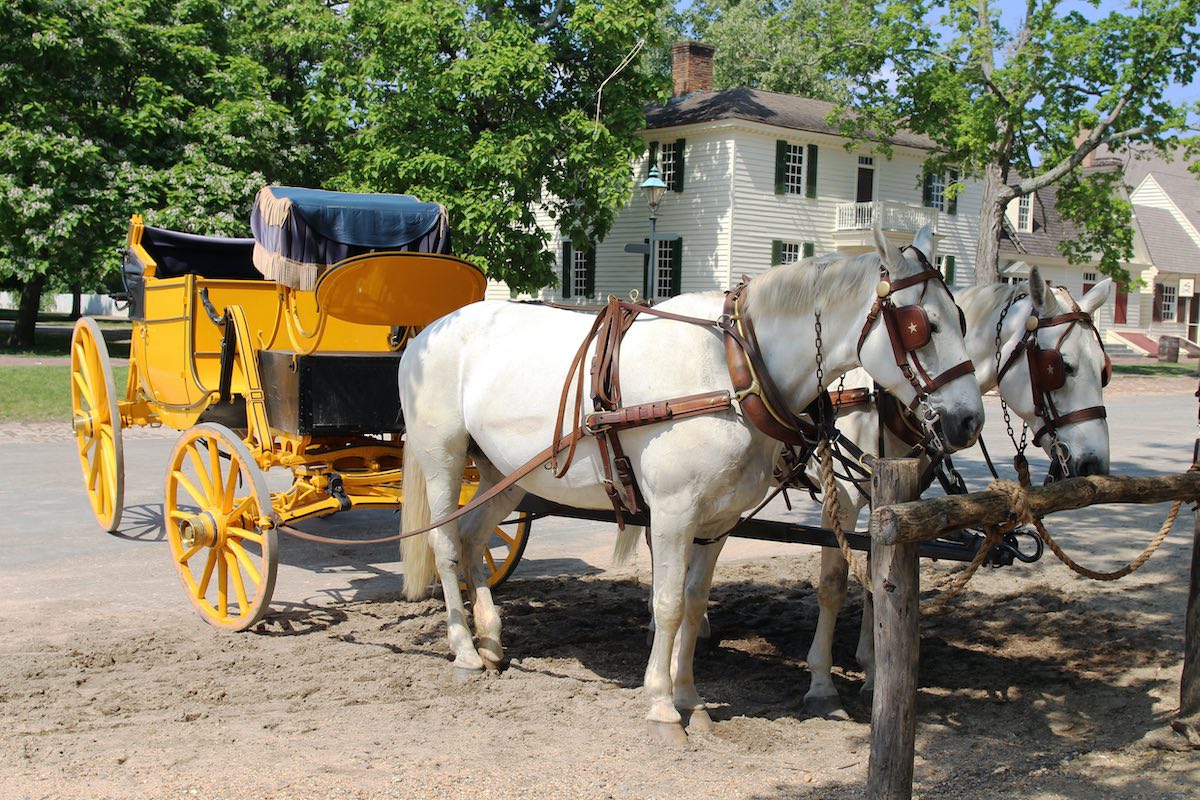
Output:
top-left (1159, 336), bottom-right (1180, 363)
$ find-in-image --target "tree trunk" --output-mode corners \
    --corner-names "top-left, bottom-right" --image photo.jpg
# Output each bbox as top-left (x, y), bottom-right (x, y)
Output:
top-left (7, 274), bottom-right (45, 349)
top-left (974, 163), bottom-right (1012, 285)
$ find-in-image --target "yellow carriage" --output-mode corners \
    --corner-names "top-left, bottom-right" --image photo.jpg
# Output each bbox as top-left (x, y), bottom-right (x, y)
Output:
top-left (69, 187), bottom-right (530, 630)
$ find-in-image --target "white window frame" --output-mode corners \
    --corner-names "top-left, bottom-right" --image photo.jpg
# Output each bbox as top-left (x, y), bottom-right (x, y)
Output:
top-left (1017, 195), bottom-right (1032, 232)
top-left (653, 239), bottom-right (674, 300)
top-left (928, 172), bottom-right (947, 212)
top-left (1162, 283), bottom-right (1178, 322)
top-left (778, 242), bottom-right (801, 265)
top-left (570, 248), bottom-right (589, 298)
top-left (784, 143), bottom-right (805, 195)
top-left (659, 142), bottom-right (678, 191)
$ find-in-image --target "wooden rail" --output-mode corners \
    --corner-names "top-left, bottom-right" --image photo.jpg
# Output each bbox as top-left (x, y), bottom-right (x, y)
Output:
top-left (872, 472), bottom-right (1200, 547)
top-left (865, 461), bottom-right (1200, 800)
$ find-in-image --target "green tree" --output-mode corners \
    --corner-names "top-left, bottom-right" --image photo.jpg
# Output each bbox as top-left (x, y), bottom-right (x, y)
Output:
top-left (831, 0), bottom-right (1200, 284)
top-left (0, 0), bottom-right (345, 347)
top-left (681, 0), bottom-right (873, 100)
top-left (338, 0), bottom-right (669, 292)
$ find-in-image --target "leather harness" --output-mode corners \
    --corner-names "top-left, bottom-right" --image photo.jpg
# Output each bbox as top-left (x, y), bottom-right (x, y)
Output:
top-left (996, 303), bottom-right (1112, 446)
top-left (397, 260), bottom-right (974, 538)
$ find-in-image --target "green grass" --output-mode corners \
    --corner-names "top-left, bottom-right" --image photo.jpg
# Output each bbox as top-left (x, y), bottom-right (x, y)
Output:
top-left (1112, 360), bottom-right (1197, 377)
top-left (0, 319), bottom-right (132, 359)
top-left (0, 364), bottom-right (129, 422)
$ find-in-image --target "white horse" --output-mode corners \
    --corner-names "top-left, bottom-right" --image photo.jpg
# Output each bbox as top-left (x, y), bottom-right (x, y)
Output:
top-left (397, 226), bottom-right (984, 742)
top-left (796, 266), bottom-right (1113, 718)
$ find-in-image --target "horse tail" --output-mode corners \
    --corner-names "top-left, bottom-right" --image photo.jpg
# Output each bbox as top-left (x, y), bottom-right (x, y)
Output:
top-left (400, 451), bottom-right (436, 601)
top-left (611, 525), bottom-right (645, 568)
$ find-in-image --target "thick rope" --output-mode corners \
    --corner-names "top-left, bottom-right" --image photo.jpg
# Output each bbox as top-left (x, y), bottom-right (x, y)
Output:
top-left (817, 437), bottom-right (869, 587)
top-left (986, 462), bottom-right (1195, 582)
top-left (921, 527), bottom-right (1004, 613)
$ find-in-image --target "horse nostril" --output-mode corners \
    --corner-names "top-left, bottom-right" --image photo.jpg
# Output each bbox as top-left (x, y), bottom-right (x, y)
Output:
top-left (1075, 455), bottom-right (1107, 477)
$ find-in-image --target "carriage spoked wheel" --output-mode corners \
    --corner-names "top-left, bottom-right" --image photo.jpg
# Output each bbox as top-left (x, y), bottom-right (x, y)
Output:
top-left (164, 423), bottom-right (278, 631)
top-left (481, 514), bottom-right (531, 590)
top-left (70, 317), bottom-right (125, 531)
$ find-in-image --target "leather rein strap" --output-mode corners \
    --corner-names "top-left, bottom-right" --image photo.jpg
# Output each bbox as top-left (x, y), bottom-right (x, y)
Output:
top-left (996, 307), bottom-right (1110, 446)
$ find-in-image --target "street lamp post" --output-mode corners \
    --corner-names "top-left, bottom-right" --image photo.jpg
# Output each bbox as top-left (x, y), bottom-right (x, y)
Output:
top-left (640, 166), bottom-right (667, 301)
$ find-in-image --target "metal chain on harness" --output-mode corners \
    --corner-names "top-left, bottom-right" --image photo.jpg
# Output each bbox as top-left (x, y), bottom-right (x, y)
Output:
top-left (994, 294), bottom-right (1029, 459)
top-left (813, 310), bottom-right (870, 587)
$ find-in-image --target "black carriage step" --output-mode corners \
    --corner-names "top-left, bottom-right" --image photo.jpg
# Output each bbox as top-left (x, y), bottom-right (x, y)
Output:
top-left (260, 349), bottom-right (404, 436)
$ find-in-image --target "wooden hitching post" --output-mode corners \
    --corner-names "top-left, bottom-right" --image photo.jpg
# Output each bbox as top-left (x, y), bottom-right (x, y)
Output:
top-left (867, 458), bottom-right (923, 800)
top-left (1178, 504), bottom-right (1200, 735)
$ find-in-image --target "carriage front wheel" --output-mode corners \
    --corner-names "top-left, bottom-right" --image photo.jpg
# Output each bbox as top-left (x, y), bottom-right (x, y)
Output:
top-left (70, 317), bottom-right (125, 531)
top-left (164, 423), bottom-right (278, 631)
top-left (482, 513), bottom-right (531, 590)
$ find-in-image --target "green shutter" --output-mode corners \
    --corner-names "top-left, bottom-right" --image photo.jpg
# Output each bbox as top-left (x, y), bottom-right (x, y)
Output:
top-left (922, 171), bottom-right (933, 208)
top-left (669, 237), bottom-right (683, 296)
top-left (771, 240), bottom-right (782, 267)
top-left (944, 255), bottom-right (955, 283)
top-left (803, 241), bottom-right (815, 258)
top-left (561, 240), bottom-right (573, 298)
top-left (648, 142), bottom-right (659, 176)
top-left (806, 144), bottom-right (818, 199)
top-left (775, 140), bottom-right (787, 195)
top-left (673, 138), bottom-right (685, 192)
top-left (584, 247), bottom-right (596, 298)
top-left (947, 169), bottom-right (959, 215)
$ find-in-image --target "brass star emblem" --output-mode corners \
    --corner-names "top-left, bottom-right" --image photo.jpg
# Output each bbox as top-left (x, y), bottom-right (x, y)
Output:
top-left (907, 322), bottom-right (918, 334)
top-left (1046, 363), bottom-right (1056, 375)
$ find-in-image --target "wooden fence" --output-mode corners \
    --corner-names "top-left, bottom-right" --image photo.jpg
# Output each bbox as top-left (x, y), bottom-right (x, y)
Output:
top-left (864, 459), bottom-right (1200, 800)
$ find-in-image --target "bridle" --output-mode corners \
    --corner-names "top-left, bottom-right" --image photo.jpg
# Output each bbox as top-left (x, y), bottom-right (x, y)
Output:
top-left (996, 299), bottom-right (1112, 449)
top-left (854, 246), bottom-right (975, 437)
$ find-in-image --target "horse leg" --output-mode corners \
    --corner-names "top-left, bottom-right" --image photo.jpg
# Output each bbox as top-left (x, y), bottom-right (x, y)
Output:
top-left (420, 449), bottom-right (486, 678)
top-left (459, 458), bottom-right (524, 671)
top-left (803, 491), bottom-right (861, 720)
top-left (644, 513), bottom-right (692, 745)
top-left (671, 533), bottom-right (727, 734)
top-left (857, 587), bottom-right (876, 696)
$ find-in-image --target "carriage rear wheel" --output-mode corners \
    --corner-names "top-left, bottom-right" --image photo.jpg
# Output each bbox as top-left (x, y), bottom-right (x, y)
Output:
top-left (70, 317), bottom-right (124, 531)
top-left (164, 423), bottom-right (278, 631)
top-left (483, 514), bottom-right (531, 590)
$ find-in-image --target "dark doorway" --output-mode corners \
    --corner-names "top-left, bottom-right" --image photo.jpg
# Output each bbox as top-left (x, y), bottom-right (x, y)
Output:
top-left (856, 166), bottom-right (874, 204)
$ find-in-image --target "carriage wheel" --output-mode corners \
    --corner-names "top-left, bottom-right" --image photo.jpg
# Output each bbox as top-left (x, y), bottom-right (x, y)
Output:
top-left (164, 423), bottom-right (277, 631)
top-left (482, 513), bottom-right (531, 590)
top-left (70, 317), bottom-right (124, 531)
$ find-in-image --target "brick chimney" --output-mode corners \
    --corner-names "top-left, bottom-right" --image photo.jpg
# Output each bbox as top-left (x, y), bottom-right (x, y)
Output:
top-left (671, 41), bottom-right (715, 96)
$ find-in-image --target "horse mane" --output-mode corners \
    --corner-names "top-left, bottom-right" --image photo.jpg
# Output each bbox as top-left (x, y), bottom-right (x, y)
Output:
top-left (957, 282), bottom-right (1025, 330)
top-left (747, 250), bottom-right (897, 318)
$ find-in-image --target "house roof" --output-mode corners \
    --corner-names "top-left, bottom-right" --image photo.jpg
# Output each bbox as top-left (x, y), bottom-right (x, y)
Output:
top-left (998, 162), bottom-right (1129, 259)
top-left (643, 87), bottom-right (936, 150)
top-left (1132, 204), bottom-right (1200, 275)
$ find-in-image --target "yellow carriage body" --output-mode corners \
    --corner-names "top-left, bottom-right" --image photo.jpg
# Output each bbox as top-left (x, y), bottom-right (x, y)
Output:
top-left (72, 203), bottom-right (523, 633)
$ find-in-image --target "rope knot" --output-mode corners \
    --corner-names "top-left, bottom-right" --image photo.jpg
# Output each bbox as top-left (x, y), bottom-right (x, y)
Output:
top-left (988, 478), bottom-right (1035, 526)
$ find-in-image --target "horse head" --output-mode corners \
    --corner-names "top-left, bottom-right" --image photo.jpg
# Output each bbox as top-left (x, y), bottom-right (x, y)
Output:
top-left (856, 224), bottom-right (984, 452)
top-left (996, 267), bottom-right (1112, 480)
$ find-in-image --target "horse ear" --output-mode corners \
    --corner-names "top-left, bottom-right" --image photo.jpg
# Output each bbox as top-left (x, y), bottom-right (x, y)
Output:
top-left (912, 224), bottom-right (934, 263)
top-left (873, 222), bottom-right (907, 273)
top-left (1079, 277), bottom-right (1113, 314)
top-left (1029, 266), bottom-right (1050, 314)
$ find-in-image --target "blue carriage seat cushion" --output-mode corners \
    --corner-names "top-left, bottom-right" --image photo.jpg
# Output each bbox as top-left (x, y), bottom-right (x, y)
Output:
top-left (138, 226), bottom-right (260, 280)
top-left (250, 186), bottom-right (451, 290)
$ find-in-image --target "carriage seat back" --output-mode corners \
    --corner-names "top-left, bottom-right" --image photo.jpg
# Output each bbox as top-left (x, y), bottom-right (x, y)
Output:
top-left (133, 224), bottom-right (262, 281)
top-left (313, 251), bottom-right (486, 327)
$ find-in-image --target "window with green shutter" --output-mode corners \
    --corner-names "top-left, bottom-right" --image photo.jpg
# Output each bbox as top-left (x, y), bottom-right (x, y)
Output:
top-left (561, 240), bottom-right (573, 299)
top-left (659, 139), bottom-right (685, 192)
top-left (775, 142), bottom-right (811, 196)
top-left (803, 241), bottom-right (815, 258)
top-left (562, 240), bottom-right (596, 299)
top-left (936, 254), bottom-right (955, 285)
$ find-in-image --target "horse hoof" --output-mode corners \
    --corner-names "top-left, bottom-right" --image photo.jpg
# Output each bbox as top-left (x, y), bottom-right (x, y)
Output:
top-left (803, 695), bottom-right (850, 721)
top-left (646, 720), bottom-right (688, 746)
top-left (482, 656), bottom-right (509, 673)
top-left (453, 666), bottom-right (485, 685)
top-left (682, 707), bottom-right (715, 734)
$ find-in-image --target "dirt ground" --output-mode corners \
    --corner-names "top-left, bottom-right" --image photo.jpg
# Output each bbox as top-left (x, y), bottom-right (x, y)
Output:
top-left (3, 375), bottom-right (1200, 800)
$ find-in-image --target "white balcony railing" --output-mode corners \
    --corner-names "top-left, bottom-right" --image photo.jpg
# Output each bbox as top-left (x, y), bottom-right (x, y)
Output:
top-left (835, 201), bottom-right (938, 234)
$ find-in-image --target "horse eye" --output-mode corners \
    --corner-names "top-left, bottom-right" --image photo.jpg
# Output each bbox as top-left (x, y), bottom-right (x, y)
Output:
top-left (929, 322), bottom-right (940, 334)
top-left (1063, 362), bottom-right (1076, 376)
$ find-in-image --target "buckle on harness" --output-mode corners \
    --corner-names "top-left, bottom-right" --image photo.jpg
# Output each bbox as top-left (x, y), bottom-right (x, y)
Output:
top-left (734, 378), bottom-right (761, 403)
